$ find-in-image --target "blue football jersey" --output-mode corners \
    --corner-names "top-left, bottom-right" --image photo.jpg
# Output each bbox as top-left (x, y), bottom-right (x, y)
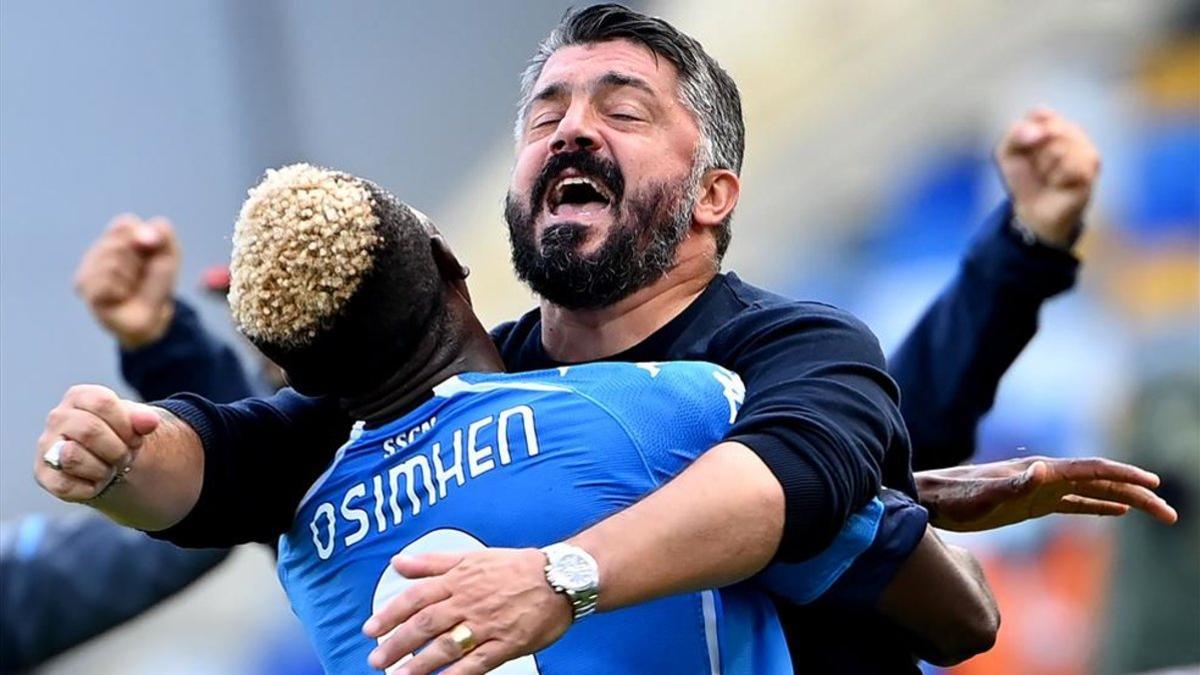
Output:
top-left (276, 362), bottom-right (887, 674)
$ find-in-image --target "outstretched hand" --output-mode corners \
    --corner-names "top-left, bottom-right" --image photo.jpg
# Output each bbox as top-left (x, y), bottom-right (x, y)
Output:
top-left (917, 456), bottom-right (1178, 532)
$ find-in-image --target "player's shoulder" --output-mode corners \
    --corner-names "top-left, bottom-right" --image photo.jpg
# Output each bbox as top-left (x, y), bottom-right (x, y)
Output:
top-left (714, 272), bottom-right (873, 335)
top-left (557, 361), bottom-right (745, 433)
top-left (455, 362), bottom-right (742, 419)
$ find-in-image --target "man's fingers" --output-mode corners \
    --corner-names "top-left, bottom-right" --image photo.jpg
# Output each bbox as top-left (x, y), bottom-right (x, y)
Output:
top-left (62, 385), bottom-right (145, 449)
top-left (368, 602), bottom-right (463, 671)
top-left (377, 615), bottom-right (475, 674)
top-left (1073, 480), bottom-right (1178, 524)
top-left (1053, 457), bottom-right (1160, 488)
top-left (1002, 119), bottom-right (1051, 155)
top-left (34, 460), bottom-right (98, 502)
top-left (134, 218), bottom-right (179, 306)
top-left (1033, 138), bottom-right (1070, 178)
top-left (392, 552), bottom-right (465, 579)
top-left (1056, 495), bottom-right (1130, 517)
top-left (52, 439), bottom-right (113, 483)
top-left (441, 641), bottom-right (505, 675)
top-left (51, 407), bottom-right (132, 466)
top-left (128, 404), bottom-right (161, 437)
top-left (363, 579), bottom-right (452, 638)
top-left (131, 218), bottom-right (166, 251)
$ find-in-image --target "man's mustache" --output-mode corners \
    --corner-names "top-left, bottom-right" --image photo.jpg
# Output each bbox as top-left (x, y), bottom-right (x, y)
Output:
top-left (529, 150), bottom-right (625, 218)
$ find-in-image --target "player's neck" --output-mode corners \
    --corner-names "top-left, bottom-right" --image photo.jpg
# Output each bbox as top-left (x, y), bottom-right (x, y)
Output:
top-left (539, 243), bottom-right (715, 363)
top-left (343, 299), bottom-right (504, 424)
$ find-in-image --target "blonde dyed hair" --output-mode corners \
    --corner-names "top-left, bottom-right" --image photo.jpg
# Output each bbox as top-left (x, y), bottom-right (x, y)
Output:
top-left (229, 163), bottom-right (381, 347)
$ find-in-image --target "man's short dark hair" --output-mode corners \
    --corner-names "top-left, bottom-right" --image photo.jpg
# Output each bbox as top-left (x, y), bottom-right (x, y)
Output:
top-left (516, 3), bottom-right (744, 259)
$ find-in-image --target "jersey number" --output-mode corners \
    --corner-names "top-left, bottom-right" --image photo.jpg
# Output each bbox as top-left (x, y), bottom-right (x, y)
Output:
top-left (372, 529), bottom-right (544, 674)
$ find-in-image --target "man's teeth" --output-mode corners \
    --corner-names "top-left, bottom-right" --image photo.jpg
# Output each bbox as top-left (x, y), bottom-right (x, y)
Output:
top-left (550, 176), bottom-right (611, 214)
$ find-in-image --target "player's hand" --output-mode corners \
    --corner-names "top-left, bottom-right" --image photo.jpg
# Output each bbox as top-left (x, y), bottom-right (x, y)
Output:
top-left (996, 108), bottom-right (1101, 249)
top-left (34, 385), bottom-right (161, 502)
top-left (917, 456), bottom-right (1178, 532)
top-left (75, 214), bottom-right (181, 349)
top-left (363, 548), bottom-right (571, 674)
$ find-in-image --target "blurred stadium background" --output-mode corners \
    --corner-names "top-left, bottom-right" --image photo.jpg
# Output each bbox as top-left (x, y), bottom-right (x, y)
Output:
top-left (1, 1), bottom-right (1196, 673)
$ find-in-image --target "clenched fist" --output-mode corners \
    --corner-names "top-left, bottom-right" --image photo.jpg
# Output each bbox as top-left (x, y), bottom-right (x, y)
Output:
top-left (997, 108), bottom-right (1102, 249)
top-left (75, 214), bottom-right (181, 348)
top-left (34, 385), bottom-right (160, 502)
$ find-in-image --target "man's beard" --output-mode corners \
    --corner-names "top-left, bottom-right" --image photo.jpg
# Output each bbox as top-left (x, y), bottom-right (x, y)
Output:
top-left (505, 152), bottom-right (700, 311)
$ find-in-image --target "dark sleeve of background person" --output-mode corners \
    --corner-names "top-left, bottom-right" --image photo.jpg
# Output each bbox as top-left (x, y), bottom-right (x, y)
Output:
top-left (888, 200), bottom-right (1079, 472)
top-left (120, 298), bottom-right (257, 403)
top-left (0, 513), bottom-right (230, 674)
top-left (148, 389), bottom-right (353, 548)
top-left (713, 301), bottom-right (910, 561)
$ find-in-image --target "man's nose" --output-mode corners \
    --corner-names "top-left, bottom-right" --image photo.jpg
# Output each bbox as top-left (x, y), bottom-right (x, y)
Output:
top-left (549, 105), bottom-right (602, 154)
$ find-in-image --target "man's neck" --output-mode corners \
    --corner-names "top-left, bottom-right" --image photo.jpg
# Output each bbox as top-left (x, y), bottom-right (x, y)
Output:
top-left (540, 249), bottom-right (716, 363)
top-left (344, 300), bottom-right (504, 424)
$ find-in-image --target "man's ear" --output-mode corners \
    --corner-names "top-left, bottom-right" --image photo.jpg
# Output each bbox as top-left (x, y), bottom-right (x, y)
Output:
top-left (692, 169), bottom-right (740, 230)
top-left (430, 235), bottom-right (472, 306)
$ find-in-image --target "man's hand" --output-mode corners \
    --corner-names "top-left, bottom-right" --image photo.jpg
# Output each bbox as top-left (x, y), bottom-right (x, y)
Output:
top-left (75, 214), bottom-right (181, 349)
top-left (363, 549), bottom-right (570, 675)
top-left (917, 456), bottom-right (1178, 532)
top-left (34, 385), bottom-right (160, 502)
top-left (997, 108), bottom-right (1101, 249)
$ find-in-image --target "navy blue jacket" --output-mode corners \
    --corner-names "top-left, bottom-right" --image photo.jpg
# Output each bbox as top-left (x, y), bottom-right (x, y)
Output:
top-left (0, 300), bottom-right (252, 673)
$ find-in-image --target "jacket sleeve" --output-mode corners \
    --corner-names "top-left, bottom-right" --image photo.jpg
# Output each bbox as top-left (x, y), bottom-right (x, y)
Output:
top-left (716, 303), bottom-right (907, 561)
top-left (0, 513), bottom-right (229, 673)
top-left (148, 388), bottom-right (353, 548)
top-left (119, 298), bottom-right (257, 403)
top-left (889, 201), bottom-right (1079, 471)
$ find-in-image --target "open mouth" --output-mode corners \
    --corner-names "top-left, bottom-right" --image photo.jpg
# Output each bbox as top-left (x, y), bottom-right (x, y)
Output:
top-left (546, 172), bottom-right (614, 216)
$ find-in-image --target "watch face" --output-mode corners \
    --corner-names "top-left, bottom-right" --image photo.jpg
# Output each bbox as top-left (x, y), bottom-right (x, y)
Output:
top-left (556, 552), bottom-right (596, 591)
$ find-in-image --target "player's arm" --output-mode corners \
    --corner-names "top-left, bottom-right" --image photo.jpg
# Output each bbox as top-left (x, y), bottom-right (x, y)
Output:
top-left (875, 529), bottom-right (999, 666)
top-left (33, 384), bottom-right (347, 546)
top-left (890, 108), bottom-right (1099, 470)
top-left (755, 488), bottom-right (996, 666)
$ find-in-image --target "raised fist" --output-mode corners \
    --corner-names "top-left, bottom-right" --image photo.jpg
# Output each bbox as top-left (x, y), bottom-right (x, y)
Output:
top-left (996, 108), bottom-right (1102, 250)
top-left (35, 384), bottom-right (160, 502)
top-left (74, 214), bottom-right (181, 348)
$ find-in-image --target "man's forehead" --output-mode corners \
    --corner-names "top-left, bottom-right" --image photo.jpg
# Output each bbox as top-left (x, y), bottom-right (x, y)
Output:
top-left (535, 39), bottom-right (678, 95)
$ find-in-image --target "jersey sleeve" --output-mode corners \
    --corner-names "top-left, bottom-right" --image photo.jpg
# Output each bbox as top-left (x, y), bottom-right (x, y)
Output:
top-left (755, 489), bottom-right (928, 606)
top-left (568, 361), bottom-right (744, 486)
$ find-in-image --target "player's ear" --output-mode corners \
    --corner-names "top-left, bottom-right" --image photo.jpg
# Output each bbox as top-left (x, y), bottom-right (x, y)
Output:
top-left (430, 235), bottom-right (472, 306)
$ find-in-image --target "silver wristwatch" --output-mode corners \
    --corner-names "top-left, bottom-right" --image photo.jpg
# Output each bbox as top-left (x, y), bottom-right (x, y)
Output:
top-left (541, 543), bottom-right (600, 622)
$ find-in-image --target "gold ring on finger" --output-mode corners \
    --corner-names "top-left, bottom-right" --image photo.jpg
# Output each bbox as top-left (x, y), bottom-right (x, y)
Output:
top-left (449, 623), bottom-right (476, 654)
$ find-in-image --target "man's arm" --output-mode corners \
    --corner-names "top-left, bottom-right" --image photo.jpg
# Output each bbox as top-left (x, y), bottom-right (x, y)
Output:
top-left (875, 529), bottom-right (999, 666)
top-left (0, 513), bottom-right (229, 672)
top-left (120, 299), bottom-right (257, 402)
top-left (890, 109), bottom-right (1100, 471)
top-left (33, 384), bottom-right (349, 546)
top-left (711, 301), bottom-right (904, 558)
top-left (75, 214), bottom-right (259, 404)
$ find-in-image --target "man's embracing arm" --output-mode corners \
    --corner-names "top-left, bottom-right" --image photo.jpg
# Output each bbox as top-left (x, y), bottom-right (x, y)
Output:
top-left (33, 384), bottom-right (350, 546)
